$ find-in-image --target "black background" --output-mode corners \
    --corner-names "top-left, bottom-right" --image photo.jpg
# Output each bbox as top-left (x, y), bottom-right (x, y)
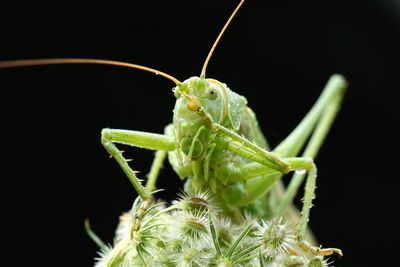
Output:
top-left (1, 0), bottom-right (399, 266)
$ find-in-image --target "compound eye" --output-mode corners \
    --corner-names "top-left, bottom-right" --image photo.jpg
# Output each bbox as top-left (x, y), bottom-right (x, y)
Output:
top-left (187, 101), bottom-right (200, 112)
top-left (206, 84), bottom-right (219, 100)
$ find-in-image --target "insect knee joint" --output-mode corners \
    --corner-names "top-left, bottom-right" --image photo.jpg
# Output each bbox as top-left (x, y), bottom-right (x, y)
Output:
top-left (101, 128), bottom-right (112, 142)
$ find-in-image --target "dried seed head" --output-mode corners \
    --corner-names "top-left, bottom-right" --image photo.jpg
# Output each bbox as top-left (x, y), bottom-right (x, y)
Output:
top-left (307, 256), bottom-right (331, 267)
top-left (174, 191), bottom-right (215, 213)
top-left (175, 239), bottom-right (210, 267)
top-left (93, 195), bottom-right (338, 266)
top-left (175, 210), bottom-right (210, 239)
top-left (258, 217), bottom-right (296, 256)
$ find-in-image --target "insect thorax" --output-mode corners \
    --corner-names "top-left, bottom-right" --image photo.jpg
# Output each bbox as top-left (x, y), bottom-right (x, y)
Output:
top-left (168, 77), bottom-right (269, 210)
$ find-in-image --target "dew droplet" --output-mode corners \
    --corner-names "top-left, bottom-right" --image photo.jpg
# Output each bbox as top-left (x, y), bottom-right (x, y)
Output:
top-left (295, 169), bottom-right (306, 175)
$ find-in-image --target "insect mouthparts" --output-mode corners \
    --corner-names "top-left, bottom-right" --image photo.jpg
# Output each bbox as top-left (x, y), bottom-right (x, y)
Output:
top-left (187, 96), bottom-right (200, 112)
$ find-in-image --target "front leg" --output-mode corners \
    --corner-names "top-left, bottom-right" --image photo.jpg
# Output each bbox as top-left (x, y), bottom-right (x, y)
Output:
top-left (282, 157), bottom-right (343, 257)
top-left (101, 128), bottom-right (176, 200)
top-left (215, 125), bottom-right (342, 256)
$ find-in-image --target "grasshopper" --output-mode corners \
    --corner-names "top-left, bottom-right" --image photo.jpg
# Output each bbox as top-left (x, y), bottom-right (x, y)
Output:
top-left (0, 0), bottom-right (345, 261)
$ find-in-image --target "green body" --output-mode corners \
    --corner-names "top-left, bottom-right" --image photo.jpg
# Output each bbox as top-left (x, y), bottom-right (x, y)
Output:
top-left (168, 77), bottom-right (275, 218)
top-left (101, 72), bottom-right (346, 231)
top-left (97, 74), bottom-right (346, 266)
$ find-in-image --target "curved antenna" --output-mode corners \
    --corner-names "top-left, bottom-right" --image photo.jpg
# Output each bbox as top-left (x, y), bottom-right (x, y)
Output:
top-left (0, 58), bottom-right (181, 85)
top-left (200, 0), bottom-right (246, 78)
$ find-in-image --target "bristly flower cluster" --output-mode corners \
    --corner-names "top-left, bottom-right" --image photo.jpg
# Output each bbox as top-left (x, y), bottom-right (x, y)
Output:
top-left (90, 191), bottom-right (334, 267)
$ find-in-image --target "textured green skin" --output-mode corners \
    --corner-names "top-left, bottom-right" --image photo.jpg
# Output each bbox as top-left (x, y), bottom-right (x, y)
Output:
top-left (167, 77), bottom-right (278, 219)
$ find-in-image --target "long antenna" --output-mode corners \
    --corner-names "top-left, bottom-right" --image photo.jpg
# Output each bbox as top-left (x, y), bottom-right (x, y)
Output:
top-left (0, 58), bottom-right (181, 85)
top-left (200, 0), bottom-right (246, 78)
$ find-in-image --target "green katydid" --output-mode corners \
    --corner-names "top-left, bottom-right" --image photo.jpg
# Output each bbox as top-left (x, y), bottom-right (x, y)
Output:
top-left (0, 0), bottom-right (345, 260)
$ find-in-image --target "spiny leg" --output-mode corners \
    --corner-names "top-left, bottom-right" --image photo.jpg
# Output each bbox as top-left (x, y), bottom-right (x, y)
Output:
top-left (277, 85), bottom-right (345, 215)
top-left (214, 75), bottom-right (346, 255)
top-left (101, 128), bottom-right (178, 266)
top-left (221, 144), bottom-right (337, 254)
top-left (268, 156), bottom-right (342, 256)
top-left (272, 75), bottom-right (346, 243)
top-left (282, 160), bottom-right (342, 256)
top-left (101, 128), bottom-right (176, 200)
top-left (240, 74), bottom-right (346, 236)
top-left (272, 76), bottom-right (346, 256)
top-left (257, 75), bottom-right (347, 233)
top-left (282, 104), bottom-right (344, 256)
top-left (273, 74), bottom-right (347, 158)
top-left (271, 74), bottom-right (346, 219)
top-left (281, 157), bottom-right (317, 238)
